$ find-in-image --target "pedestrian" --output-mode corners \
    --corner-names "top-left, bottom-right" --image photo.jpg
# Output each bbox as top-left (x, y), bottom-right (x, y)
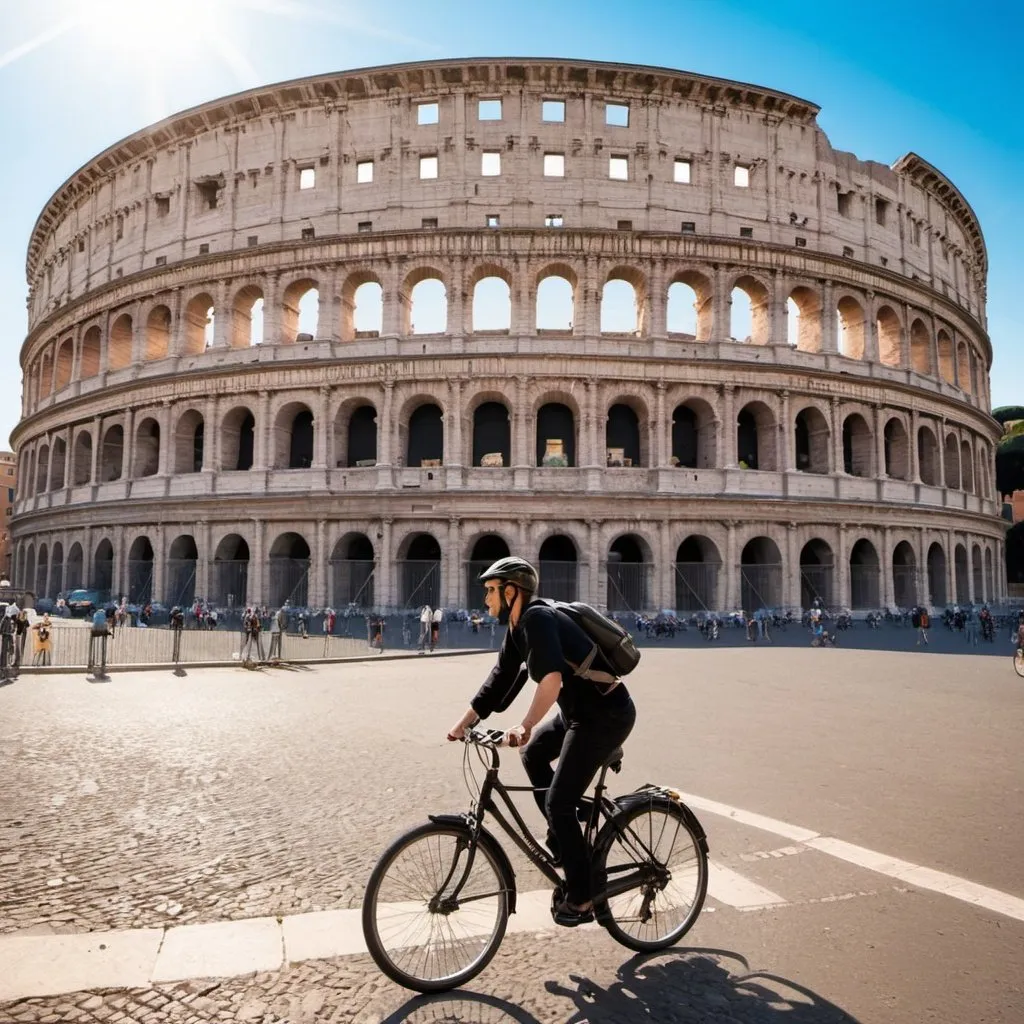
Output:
top-left (14, 610), bottom-right (29, 668)
top-left (964, 608), bottom-right (977, 646)
top-left (32, 613), bottom-right (53, 666)
top-left (170, 605), bottom-right (185, 662)
top-left (430, 605), bottom-right (443, 652)
top-left (418, 604), bottom-right (432, 653)
top-left (0, 607), bottom-right (17, 680)
top-left (88, 606), bottom-right (111, 676)
top-left (914, 606), bottom-right (930, 646)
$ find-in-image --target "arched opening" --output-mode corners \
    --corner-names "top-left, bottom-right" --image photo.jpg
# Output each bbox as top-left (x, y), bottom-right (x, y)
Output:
top-left (671, 399), bottom-right (716, 469)
top-left (24, 546), bottom-right (35, 598)
top-left (127, 536), bottom-right (154, 604)
top-left (740, 537), bottom-right (783, 612)
top-left (972, 544), bottom-right (984, 603)
top-left (954, 544), bottom-right (969, 604)
top-left (353, 281), bottom-right (383, 336)
top-left (39, 352), bottom-right (54, 398)
top-left (876, 306), bottom-right (902, 367)
top-left (842, 414), bottom-right (872, 477)
top-left (407, 404), bottom-right (444, 467)
top-left (800, 539), bottom-right (834, 609)
top-left (231, 286), bottom-right (264, 348)
top-left (66, 542), bottom-right (84, 591)
top-left (944, 434), bottom-right (961, 490)
top-left (607, 534), bottom-right (650, 612)
top-left (601, 269), bottom-right (645, 334)
top-left (892, 541), bottom-right (918, 607)
top-left (925, 544), bottom-right (946, 606)
top-left (849, 539), bottom-right (880, 609)
top-left (836, 297), bottom-right (865, 359)
top-left (884, 418), bottom-right (910, 480)
top-left (50, 437), bottom-right (66, 490)
top-left (536, 403), bottom-right (576, 467)
top-left (273, 403), bottom-right (314, 470)
top-left (100, 425), bottom-right (124, 482)
top-left (36, 543), bottom-right (49, 599)
top-left (174, 410), bottom-right (205, 474)
top-left (73, 432), bottom-right (93, 486)
top-left (282, 279), bottom-right (320, 342)
top-left (133, 418), bottom-right (160, 478)
top-left (146, 305), bottom-right (172, 360)
top-left (737, 401), bottom-right (776, 471)
top-left (184, 293), bottom-right (214, 355)
top-left (51, 542), bottom-right (64, 596)
top-left (538, 535), bottom-right (578, 602)
top-left (675, 535), bottom-right (721, 611)
top-left (536, 267), bottom-right (575, 332)
top-left (329, 534), bottom-right (375, 608)
top-left (910, 319), bottom-right (931, 374)
top-left (212, 534), bottom-right (250, 607)
top-left (409, 278), bottom-right (447, 335)
top-left (937, 331), bottom-right (955, 383)
top-left (35, 444), bottom-right (50, 494)
top-left (221, 407), bottom-right (255, 471)
top-left (917, 425), bottom-right (939, 486)
top-left (794, 407), bottom-right (829, 474)
top-left (399, 533), bottom-right (441, 608)
top-left (54, 338), bottom-right (74, 390)
top-left (81, 326), bottom-right (101, 379)
top-left (667, 271), bottom-right (712, 340)
top-left (467, 534), bottom-right (511, 603)
top-left (957, 341), bottom-right (972, 394)
top-left (473, 401), bottom-right (511, 467)
top-left (730, 276), bottom-right (770, 345)
top-left (346, 405), bottom-right (378, 467)
top-left (960, 441), bottom-right (975, 494)
top-left (471, 275), bottom-right (512, 332)
top-left (269, 532), bottom-right (311, 607)
top-left (166, 535), bottom-right (198, 606)
top-left (606, 403), bottom-right (642, 467)
top-left (787, 287), bottom-right (821, 351)
top-left (984, 549), bottom-right (993, 602)
top-left (108, 314), bottom-right (133, 371)
top-left (94, 539), bottom-right (114, 599)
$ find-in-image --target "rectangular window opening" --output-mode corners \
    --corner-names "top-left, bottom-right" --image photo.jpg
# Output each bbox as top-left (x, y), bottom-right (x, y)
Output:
top-left (421, 217), bottom-right (438, 229)
top-left (795, 236), bottom-right (807, 247)
top-left (419, 155), bottom-right (438, 179)
top-left (837, 190), bottom-right (853, 218)
top-left (875, 197), bottom-right (889, 227)
top-left (357, 221), bottom-right (372, 233)
top-left (880, 256), bottom-right (889, 267)
top-left (154, 195), bottom-right (170, 217)
top-left (196, 179), bottom-right (221, 209)
top-left (478, 98), bottom-right (502, 121)
top-left (617, 219), bottom-right (633, 231)
top-left (198, 243), bottom-right (210, 255)
top-left (486, 214), bottom-right (500, 228)
top-left (356, 160), bottom-right (374, 183)
top-left (609, 155), bottom-right (629, 180)
top-left (247, 235), bottom-right (259, 247)
top-left (301, 227), bottom-right (315, 240)
top-left (155, 255), bottom-right (167, 266)
top-left (543, 153), bottom-right (565, 177)
top-left (842, 245), bottom-right (854, 258)
top-left (739, 227), bottom-right (753, 238)
top-left (605, 102), bottom-right (629, 127)
top-left (681, 221), bottom-right (696, 234)
top-left (545, 214), bottom-right (564, 228)
top-left (481, 151), bottom-right (501, 176)
top-left (115, 215), bottom-right (124, 240)
top-left (674, 159), bottom-right (691, 184)
top-left (417, 101), bottom-right (439, 125)
top-left (734, 164), bottom-right (750, 188)
top-left (542, 99), bottom-right (565, 122)
top-left (299, 167), bottom-right (316, 190)
top-left (77, 238), bottom-right (85, 253)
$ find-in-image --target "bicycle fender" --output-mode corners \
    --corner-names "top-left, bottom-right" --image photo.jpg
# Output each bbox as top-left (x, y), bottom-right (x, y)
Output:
top-left (428, 814), bottom-right (518, 914)
top-left (608, 787), bottom-right (709, 854)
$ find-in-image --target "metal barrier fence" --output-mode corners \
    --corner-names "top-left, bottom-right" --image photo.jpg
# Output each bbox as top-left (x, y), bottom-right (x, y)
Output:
top-left (674, 562), bottom-right (719, 612)
top-left (606, 562), bottom-right (652, 612)
top-left (740, 564), bottom-right (783, 612)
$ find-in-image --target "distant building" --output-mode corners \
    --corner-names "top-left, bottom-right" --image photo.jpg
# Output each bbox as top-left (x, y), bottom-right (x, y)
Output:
top-left (0, 451), bottom-right (15, 581)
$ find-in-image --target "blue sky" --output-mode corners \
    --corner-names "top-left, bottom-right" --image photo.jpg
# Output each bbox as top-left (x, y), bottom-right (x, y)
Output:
top-left (0, 0), bottom-right (1020, 449)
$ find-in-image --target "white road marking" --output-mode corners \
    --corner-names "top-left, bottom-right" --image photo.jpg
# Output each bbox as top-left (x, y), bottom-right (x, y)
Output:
top-left (708, 860), bottom-right (787, 910)
top-left (675, 791), bottom-right (820, 843)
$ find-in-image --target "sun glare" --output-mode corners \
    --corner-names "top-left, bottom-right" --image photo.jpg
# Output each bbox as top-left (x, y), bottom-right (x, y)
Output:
top-left (74, 0), bottom-right (227, 62)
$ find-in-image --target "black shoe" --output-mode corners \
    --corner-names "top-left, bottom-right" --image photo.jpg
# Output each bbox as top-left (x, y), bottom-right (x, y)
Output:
top-left (545, 832), bottom-right (563, 868)
top-left (553, 899), bottom-right (594, 927)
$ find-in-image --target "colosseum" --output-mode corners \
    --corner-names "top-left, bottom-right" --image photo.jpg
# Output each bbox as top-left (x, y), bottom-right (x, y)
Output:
top-left (9, 57), bottom-right (1006, 617)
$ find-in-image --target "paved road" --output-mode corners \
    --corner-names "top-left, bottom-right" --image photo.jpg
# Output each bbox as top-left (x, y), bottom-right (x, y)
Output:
top-left (1, 648), bottom-right (1022, 1022)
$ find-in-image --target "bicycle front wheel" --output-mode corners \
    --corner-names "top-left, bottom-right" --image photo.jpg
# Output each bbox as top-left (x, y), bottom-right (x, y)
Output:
top-left (593, 796), bottom-right (708, 952)
top-left (361, 821), bottom-right (510, 993)
top-left (1013, 650), bottom-right (1024, 678)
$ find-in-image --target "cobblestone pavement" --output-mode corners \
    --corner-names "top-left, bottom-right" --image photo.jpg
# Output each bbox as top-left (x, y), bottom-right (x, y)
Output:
top-left (2, 650), bottom-right (1023, 1022)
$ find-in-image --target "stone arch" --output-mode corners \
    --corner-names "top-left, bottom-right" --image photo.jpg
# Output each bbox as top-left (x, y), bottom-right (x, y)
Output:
top-left (132, 417), bottom-right (161, 478)
top-left (397, 532), bottom-right (442, 608)
top-left (794, 405), bottom-right (830, 474)
top-left (93, 538), bottom-right (114, 598)
top-left (730, 274), bottom-right (770, 345)
top-left (849, 538), bottom-right (880, 609)
top-left (340, 271), bottom-right (384, 340)
top-left (917, 424), bottom-right (940, 486)
top-left (39, 349), bottom-right (54, 398)
top-left (127, 535), bottom-right (154, 604)
top-left (403, 266), bottom-right (448, 335)
top-left (537, 533), bottom-right (579, 602)
top-left (99, 424), bottom-right (124, 482)
top-left (937, 330), bottom-right (955, 384)
top-left (73, 430), bottom-right (93, 486)
top-left (605, 397), bottom-right (648, 467)
top-left (740, 536), bottom-right (783, 611)
top-left (787, 285), bottom-right (822, 352)
top-left (50, 543), bottom-right (64, 596)
top-left (35, 543), bottom-right (49, 598)
top-left (281, 277), bottom-right (320, 342)
top-left (406, 401), bottom-right (444, 467)
top-left (231, 284), bottom-right (264, 348)
top-left (535, 263), bottom-right (576, 332)
top-left (470, 264), bottom-right (513, 333)
top-left (273, 401), bottom-right (315, 469)
top-left (221, 405), bottom-right (255, 471)
top-left (607, 532), bottom-right (653, 612)
top-left (146, 305), bottom-right (172, 360)
top-left (50, 436), bottom-right (66, 490)
top-left (671, 397), bottom-right (717, 469)
top-left (957, 340), bottom-right (972, 393)
top-left (984, 548), bottom-right (994, 602)
top-left (836, 296), bottom-right (866, 359)
top-left (883, 417), bottom-right (910, 480)
top-left (943, 433), bottom-right (961, 490)
top-left (54, 337), bottom-right (74, 391)
top-left (536, 395), bottom-right (578, 468)
top-left (80, 326), bottom-right (102, 378)
top-left (66, 542), bottom-right (84, 591)
top-left (842, 412), bottom-right (872, 477)
top-left (800, 538), bottom-right (834, 609)
top-left (334, 400), bottom-right (378, 468)
top-left (876, 305), bottom-right (902, 367)
top-left (184, 293), bottom-right (214, 355)
top-left (472, 399), bottom-right (511, 467)
top-left (674, 535), bottom-right (722, 611)
top-left (329, 531), bottom-right (375, 607)
top-left (601, 266), bottom-right (647, 335)
top-left (467, 533), bottom-right (512, 602)
top-left (737, 400), bottom-right (777, 471)
top-left (35, 443), bottom-right (50, 494)
top-left (212, 533), bottom-right (250, 606)
top-left (954, 543), bottom-right (969, 604)
top-left (910, 319), bottom-right (931, 374)
top-left (892, 539), bottom-right (918, 607)
top-left (960, 439), bottom-right (975, 494)
top-left (108, 313), bottom-right (133, 371)
top-left (166, 534), bottom-right (198, 606)
top-left (972, 543), bottom-right (984, 603)
top-left (926, 541), bottom-right (947, 607)
top-left (174, 409), bottom-right (205, 474)
top-left (667, 270), bottom-right (713, 341)
top-left (268, 531), bottom-right (311, 607)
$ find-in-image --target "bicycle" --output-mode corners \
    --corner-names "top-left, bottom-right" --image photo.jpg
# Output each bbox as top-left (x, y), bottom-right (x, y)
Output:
top-left (361, 727), bottom-right (709, 993)
top-left (1013, 647), bottom-right (1024, 678)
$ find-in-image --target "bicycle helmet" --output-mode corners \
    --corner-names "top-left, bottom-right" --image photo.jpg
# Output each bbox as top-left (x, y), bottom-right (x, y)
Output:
top-left (478, 556), bottom-right (539, 594)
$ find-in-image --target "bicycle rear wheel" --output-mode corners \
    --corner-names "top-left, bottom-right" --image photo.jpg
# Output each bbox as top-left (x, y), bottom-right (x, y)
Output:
top-left (592, 796), bottom-right (708, 952)
top-left (361, 821), bottom-right (510, 993)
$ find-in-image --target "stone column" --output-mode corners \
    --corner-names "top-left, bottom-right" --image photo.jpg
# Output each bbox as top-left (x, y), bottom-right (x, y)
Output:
top-left (785, 523), bottom-right (799, 609)
top-left (581, 260), bottom-right (601, 337)
top-left (863, 290), bottom-right (878, 362)
top-left (320, 267), bottom-right (343, 342)
top-left (779, 391), bottom-right (792, 472)
top-left (587, 520), bottom-right (603, 608)
top-left (769, 271), bottom-right (787, 347)
top-left (212, 280), bottom-right (231, 348)
top-left (654, 382), bottom-right (667, 468)
top-left (658, 519), bottom-right (672, 608)
top-left (314, 386), bottom-right (330, 469)
top-left (820, 279), bottom-right (837, 353)
top-left (202, 398), bottom-right (216, 473)
top-left (379, 382), bottom-right (394, 466)
top-left (910, 410), bottom-right (921, 483)
top-left (450, 264), bottom-right (467, 337)
top-left (378, 517), bottom-right (393, 609)
top-left (382, 267), bottom-right (403, 337)
top-left (255, 391), bottom-right (271, 470)
top-left (946, 529), bottom-right (956, 606)
top-left (513, 375), bottom-right (529, 469)
top-left (82, 526), bottom-right (93, 588)
top-left (122, 408), bottom-right (135, 481)
top-left (63, 428), bottom-right (73, 491)
top-left (262, 273), bottom-right (281, 346)
top-left (313, 519), bottom-right (327, 607)
top-left (152, 523), bottom-right (165, 603)
top-left (881, 527), bottom-right (894, 608)
top-left (158, 401), bottom-right (173, 476)
top-left (250, 520), bottom-right (265, 606)
top-left (722, 386), bottom-right (737, 467)
top-left (196, 520), bottom-right (211, 602)
top-left (712, 265), bottom-right (731, 342)
top-left (445, 516), bottom-right (462, 607)
top-left (113, 525), bottom-right (126, 600)
top-left (648, 260), bottom-right (667, 339)
top-left (586, 379), bottom-right (601, 470)
top-left (831, 397), bottom-right (843, 475)
top-left (725, 521), bottom-right (737, 610)
top-left (937, 416), bottom-right (947, 489)
top-left (874, 404), bottom-right (887, 479)
top-left (837, 524), bottom-right (849, 608)
top-left (446, 379), bottom-right (463, 467)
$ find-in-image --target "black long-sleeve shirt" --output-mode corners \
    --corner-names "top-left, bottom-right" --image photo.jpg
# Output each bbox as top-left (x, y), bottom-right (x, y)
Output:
top-left (470, 598), bottom-right (631, 725)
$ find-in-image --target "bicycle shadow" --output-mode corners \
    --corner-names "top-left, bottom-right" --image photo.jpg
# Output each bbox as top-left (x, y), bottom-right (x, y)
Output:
top-left (544, 947), bottom-right (861, 1023)
top-left (380, 990), bottom-right (542, 1023)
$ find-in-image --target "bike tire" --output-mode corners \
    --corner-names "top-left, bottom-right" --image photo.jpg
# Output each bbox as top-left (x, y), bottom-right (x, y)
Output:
top-left (592, 796), bottom-right (708, 953)
top-left (361, 821), bottom-right (510, 993)
top-left (1013, 650), bottom-right (1024, 679)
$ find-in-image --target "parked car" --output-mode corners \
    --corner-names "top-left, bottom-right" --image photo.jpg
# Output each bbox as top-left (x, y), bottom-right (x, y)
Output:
top-left (67, 589), bottom-right (104, 617)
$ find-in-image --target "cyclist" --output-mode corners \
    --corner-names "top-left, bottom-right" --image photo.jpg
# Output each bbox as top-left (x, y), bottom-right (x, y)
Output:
top-left (446, 556), bottom-right (636, 928)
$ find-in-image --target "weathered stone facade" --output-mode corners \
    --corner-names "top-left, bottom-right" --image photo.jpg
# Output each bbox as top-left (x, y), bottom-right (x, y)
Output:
top-left (10, 58), bottom-right (1004, 612)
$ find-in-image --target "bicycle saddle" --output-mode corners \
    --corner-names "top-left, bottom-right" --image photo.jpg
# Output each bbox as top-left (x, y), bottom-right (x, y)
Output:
top-left (603, 747), bottom-right (624, 772)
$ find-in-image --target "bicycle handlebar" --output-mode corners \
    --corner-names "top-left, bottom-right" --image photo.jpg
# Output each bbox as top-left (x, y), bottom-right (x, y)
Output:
top-left (464, 727), bottom-right (508, 748)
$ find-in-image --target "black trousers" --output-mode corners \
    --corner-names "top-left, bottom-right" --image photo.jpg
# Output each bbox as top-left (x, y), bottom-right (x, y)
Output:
top-left (521, 699), bottom-right (636, 904)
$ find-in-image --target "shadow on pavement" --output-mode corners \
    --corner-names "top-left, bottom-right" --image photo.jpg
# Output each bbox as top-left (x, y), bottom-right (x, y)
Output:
top-left (381, 991), bottom-right (541, 1023)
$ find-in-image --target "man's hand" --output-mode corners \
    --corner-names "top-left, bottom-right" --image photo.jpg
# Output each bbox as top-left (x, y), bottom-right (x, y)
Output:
top-left (506, 723), bottom-right (532, 748)
top-left (447, 720), bottom-right (467, 742)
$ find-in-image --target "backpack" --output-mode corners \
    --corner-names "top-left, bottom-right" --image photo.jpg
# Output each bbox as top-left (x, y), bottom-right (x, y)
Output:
top-left (919, 611), bottom-right (930, 629)
top-left (533, 599), bottom-right (641, 683)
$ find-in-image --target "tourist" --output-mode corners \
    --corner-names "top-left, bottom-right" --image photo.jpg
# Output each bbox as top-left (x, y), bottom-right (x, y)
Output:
top-left (430, 605), bottom-right (443, 652)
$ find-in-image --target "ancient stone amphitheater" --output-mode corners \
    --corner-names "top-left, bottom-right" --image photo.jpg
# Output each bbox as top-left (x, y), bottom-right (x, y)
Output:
top-left (10, 58), bottom-right (1005, 615)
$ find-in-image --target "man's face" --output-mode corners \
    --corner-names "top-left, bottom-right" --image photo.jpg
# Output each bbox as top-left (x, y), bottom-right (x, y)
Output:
top-left (483, 579), bottom-right (510, 617)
